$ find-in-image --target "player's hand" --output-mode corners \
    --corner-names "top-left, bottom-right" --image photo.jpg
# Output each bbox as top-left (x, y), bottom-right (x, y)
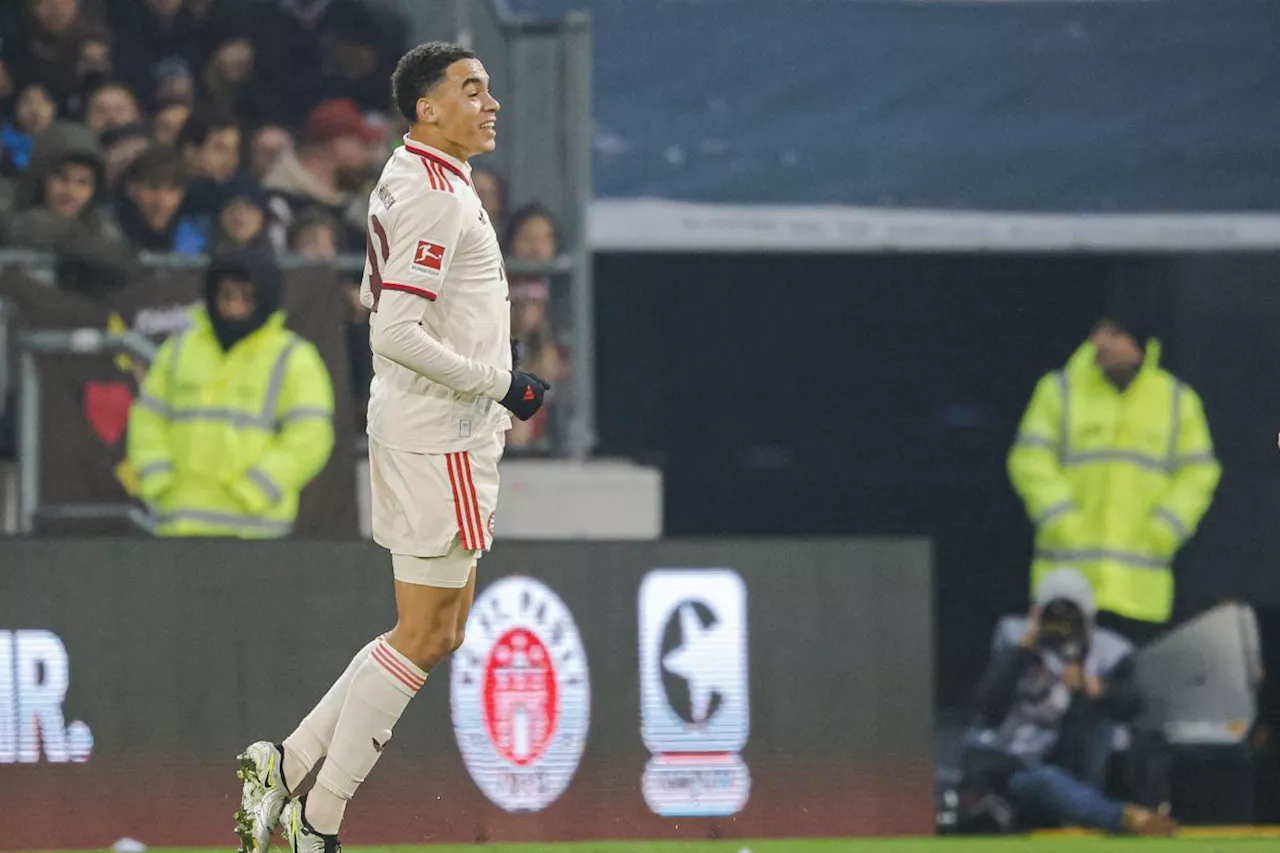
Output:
top-left (500, 370), bottom-right (551, 421)
top-left (1019, 605), bottom-right (1042, 649)
top-left (1062, 662), bottom-right (1084, 692)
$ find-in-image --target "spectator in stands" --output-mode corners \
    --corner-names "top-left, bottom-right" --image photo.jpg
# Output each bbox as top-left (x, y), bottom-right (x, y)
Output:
top-left (107, 0), bottom-right (204, 106)
top-left (472, 167), bottom-right (507, 235)
top-left (7, 0), bottom-right (93, 110)
top-left (151, 56), bottom-right (195, 110)
top-left (3, 120), bottom-right (137, 291)
top-left (505, 204), bottom-right (566, 451)
top-left (126, 247), bottom-right (335, 538)
top-left (2, 83), bottom-right (58, 172)
top-left (200, 28), bottom-right (275, 128)
top-left (288, 208), bottom-right (371, 425)
top-left (505, 201), bottom-right (560, 261)
top-left (320, 5), bottom-right (394, 116)
top-left (151, 95), bottom-right (190, 146)
top-left (101, 121), bottom-right (151, 189)
top-left (960, 569), bottom-right (1173, 835)
top-left (263, 98), bottom-right (380, 253)
top-left (212, 178), bottom-right (268, 253)
top-left (249, 124), bottom-right (293, 182)
top-left (1008, 284), bottom-right (1221, 643)
top-left (0, 143), bottom-right (14, 233)
top-left (64, 21), bottom-right (114, 120)
top-left (0, 57), bottom-right (14, 114)
top-left (250, 0), bottom-right (404, 126)
top-left (176, 108), bottom-right (240, 224)
top-left (116, 144), bottom-right (204, 254)
top-left (288, 208), bottom-right (339, 260)
top-left (85, 81), bottom-right (142, 136)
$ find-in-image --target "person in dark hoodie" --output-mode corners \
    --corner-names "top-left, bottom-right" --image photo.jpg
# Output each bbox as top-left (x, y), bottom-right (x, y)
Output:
top-left (211, 176), bottom-right (269, 253)
top-left (116, 143), bottom-right (205, 254)
top-left (126, 247), bottom-right (335, 538)
top-left (3, 119), bottom-right (138, 292)
top-left (960, 568), bottom-right (1174, 835)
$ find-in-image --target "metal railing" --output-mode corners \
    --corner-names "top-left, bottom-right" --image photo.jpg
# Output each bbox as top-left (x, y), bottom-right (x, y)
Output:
top-left (0, 296), bottom-right (12, 421)
top-left (17, 328), bottom-right (159, 534)
top-left (2, 246), bottom-right (594, 531)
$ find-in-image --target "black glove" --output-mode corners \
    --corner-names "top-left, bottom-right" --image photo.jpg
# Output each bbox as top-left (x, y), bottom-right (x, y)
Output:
top-left (499, 370), bottom-right (551, 421)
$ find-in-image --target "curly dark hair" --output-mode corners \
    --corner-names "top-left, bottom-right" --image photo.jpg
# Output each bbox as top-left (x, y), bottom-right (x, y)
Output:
top-left (390, 41), bottom-right (477, 124)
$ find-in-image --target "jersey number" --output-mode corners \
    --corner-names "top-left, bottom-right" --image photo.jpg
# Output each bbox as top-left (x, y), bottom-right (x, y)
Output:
top-left (365, 214), bottom-right (390, 311)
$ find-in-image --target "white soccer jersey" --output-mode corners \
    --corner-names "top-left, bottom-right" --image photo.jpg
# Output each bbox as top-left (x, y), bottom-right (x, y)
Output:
top-left (360, 136), bottom-right (512, 453)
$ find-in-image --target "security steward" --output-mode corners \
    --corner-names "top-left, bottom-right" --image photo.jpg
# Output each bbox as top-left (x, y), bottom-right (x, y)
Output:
top-left (1008, 286), bottom-right (1221, 640)
top-left (127, 248), bottom-right (335, 537)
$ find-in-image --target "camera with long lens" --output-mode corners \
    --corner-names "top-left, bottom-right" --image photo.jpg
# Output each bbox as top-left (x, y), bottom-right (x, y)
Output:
top-left (1037, 598), bottom-right (1087, 663)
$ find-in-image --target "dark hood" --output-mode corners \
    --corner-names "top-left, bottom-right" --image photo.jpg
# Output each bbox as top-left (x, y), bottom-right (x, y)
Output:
top-left (203, 247), bottom-right (284, 350)
top-left (16, 122), bottom-right (107, 211)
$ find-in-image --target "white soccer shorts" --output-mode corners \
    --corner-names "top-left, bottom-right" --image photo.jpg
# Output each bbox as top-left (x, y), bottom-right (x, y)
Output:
top-left (368, 432), bottom-right (503, 586)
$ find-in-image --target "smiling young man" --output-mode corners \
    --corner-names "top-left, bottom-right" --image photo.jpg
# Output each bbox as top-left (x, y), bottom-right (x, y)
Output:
top-left (233, 42), bottom-right (550, 853)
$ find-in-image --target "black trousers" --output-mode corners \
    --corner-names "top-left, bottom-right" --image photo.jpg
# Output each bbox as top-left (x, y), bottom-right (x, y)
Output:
top-left (1095, 611), bottom-right (1169, 648)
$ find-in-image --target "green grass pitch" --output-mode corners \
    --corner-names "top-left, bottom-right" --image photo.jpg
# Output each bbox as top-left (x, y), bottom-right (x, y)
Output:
top-left (26, 836), bottom-right (1280, 853)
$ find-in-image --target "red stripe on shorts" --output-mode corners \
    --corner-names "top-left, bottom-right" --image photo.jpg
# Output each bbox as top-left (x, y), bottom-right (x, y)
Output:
top-left (461, 451), bottom-right (486, 550)
top-left (446, 453), bottom-right (476, 550)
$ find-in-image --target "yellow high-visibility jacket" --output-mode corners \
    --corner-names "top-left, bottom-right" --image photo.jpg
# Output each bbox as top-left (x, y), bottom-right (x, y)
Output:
top-left (126, 308), bottom-right (335, 538)
top-left (1008, 340), bottom-right (1221, 623)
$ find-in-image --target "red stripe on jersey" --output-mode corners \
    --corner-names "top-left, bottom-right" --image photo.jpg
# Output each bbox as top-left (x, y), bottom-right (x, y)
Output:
top-left (439, 162), bottom-right (456, 193)
top-left (422, 158), bottom-right (440, 191)
top-left (446, 454), bottom-right (475, 549)
top-left (424, 158), bottom-right (455, 193)
top-left (381, 282), bottom-right (438, 301)
top-left (372, 643), bottom-right (424, 692)
top-left (404, 143), bottom-right (471, 186)
top-left (461, 451), bottom-right (486, 550)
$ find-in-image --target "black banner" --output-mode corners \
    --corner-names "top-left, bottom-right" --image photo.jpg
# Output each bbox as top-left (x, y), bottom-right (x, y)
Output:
top-left (0, 538), bottom-right (934, 848)
top-left (3, 265), bottom-right (358, 537)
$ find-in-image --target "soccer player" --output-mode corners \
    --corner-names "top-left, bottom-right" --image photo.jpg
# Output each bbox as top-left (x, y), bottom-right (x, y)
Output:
top-left (233, 42), bottom-right (550, 853)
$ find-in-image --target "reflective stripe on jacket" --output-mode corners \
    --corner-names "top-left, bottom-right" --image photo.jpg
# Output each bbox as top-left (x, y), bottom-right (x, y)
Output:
top-left (1007, 340), bottom-right (1220, 623)
top-left (127, 307), bottom-right (335, 538)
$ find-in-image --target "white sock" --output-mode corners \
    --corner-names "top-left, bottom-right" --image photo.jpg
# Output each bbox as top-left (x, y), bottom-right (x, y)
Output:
top-left (281, 637), bottom-right (379, 791)
top-left (306, 637), bottom-right (425, 835)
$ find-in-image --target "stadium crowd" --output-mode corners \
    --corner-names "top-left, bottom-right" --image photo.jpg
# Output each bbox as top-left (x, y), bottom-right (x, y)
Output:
top-left (0, 0), bottom-right (570, 453)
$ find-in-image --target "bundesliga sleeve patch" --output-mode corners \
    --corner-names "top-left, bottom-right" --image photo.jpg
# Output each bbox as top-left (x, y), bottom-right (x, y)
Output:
top-left (412, 240), bottom-right (447, 278)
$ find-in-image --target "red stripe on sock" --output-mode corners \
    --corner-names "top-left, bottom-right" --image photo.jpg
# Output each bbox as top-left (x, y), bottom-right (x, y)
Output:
top-left (461, 451), bottom-right (486, 550)
top-left (372, 643), bottom-right (424, 692)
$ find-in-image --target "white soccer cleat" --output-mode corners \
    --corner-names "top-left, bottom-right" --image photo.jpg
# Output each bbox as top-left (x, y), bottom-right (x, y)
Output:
top-left (234, 741), bottom-right (289, 853)
top-left (279, 796), bottom-right (342, 853)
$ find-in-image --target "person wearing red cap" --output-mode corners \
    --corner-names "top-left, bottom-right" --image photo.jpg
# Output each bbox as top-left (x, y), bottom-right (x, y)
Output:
top-left (261, 97), bottom-right (383, 253)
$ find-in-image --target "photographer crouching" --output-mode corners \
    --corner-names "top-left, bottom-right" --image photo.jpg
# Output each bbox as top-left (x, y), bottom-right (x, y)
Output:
top-left (960, 568), bottom-right (1176, 835)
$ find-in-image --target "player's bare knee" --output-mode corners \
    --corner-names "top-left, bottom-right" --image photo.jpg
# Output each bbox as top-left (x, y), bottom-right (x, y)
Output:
top-left (390, 621), bottom-right (457, 670)
top-left (450, 627), bottom-right (466, 653)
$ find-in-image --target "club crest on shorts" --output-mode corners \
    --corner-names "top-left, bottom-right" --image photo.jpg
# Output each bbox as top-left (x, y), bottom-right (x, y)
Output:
top-left (450, 576), bottom-right (590, 812)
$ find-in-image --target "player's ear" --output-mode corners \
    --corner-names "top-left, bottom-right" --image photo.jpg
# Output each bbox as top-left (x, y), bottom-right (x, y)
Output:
top-left (416, 97), bottom-right (435, 125)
